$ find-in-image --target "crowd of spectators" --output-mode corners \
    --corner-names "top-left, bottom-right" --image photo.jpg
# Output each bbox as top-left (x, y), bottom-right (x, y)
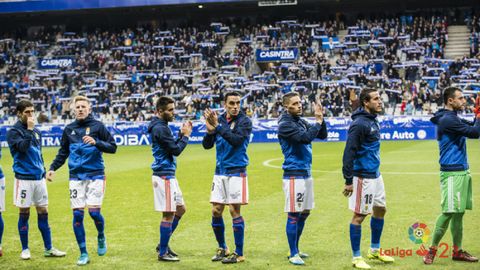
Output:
top-left (0, 11), bottom-right (479, 124)
top-left (468, 13), bottom-right (480, 57)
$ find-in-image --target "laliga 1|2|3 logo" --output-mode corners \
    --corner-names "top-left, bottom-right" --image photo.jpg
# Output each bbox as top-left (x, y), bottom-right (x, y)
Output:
top-left (379, 222), bottom-right (451, 258)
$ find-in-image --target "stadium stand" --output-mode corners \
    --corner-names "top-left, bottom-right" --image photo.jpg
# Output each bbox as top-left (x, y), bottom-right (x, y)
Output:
top-left (0, 11), bottom-right (479, 124)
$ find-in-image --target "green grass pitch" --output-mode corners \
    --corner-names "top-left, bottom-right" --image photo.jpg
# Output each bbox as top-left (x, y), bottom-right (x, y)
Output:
top-left (0, 140), bottom-right (479, 270)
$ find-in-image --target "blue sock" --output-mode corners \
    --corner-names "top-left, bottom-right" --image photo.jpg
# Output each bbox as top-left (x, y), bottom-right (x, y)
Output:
top-left (211, 216), bottom-right (227, 249)
top-left (0, 213), bottom-right (4, 245)
top-left (37, 213), bottom-right (52, 250)
top-left (73, 210), bottom-right (87, 254)
top-left (297, 212), bottom-right (310, 250)
top-left (286, 213), bottom-right (299, 257)
top-left (232, 216), bottom-right (245, 256)
top-left (159, 221), bottom-right (172, 256)
top-left (350, 223), bottom-right (362, 257)
top-left (370, 217), bottom-right (384, 250)
top-left (88, 208), bottom-right (105, 239)
top-left (171, 215), bottom-right (182, 234)
top-left (18, 212), bottom-right (29, 250)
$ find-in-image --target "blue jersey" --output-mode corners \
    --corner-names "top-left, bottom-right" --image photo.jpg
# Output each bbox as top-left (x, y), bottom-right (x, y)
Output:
top-left (148, 116), bottom-right (189, 176)
top-left (7, 121), bottom-right (45, 180)
top-left (430, 109), bottom-right (480, 171)
top-left (278, 112), bottom-right (327, 176)
top-left (342, 108), bottom-right (381, 185)
top-left (202, 111), bottom-right (252, 175)
top-left (49, 115), bottom-right (117, 180)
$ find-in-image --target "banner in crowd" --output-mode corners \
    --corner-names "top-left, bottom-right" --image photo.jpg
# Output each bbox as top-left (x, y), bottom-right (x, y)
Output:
top-left (256, 48), bottom-right (299, 62)
top-left (38, 57), bottom-right (75, 69)
top-left (0, 115), bottom-right (460, 147)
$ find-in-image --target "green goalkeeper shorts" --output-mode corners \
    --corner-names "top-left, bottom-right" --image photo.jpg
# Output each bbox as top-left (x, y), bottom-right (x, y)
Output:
top-left (440, 170), bottom-right (473, 213)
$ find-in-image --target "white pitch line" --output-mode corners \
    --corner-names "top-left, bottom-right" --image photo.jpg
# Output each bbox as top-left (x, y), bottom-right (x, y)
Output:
top-left (262, 158), bottom-right (479, 175)
top-left (390, 149), bottom-right (480, 153)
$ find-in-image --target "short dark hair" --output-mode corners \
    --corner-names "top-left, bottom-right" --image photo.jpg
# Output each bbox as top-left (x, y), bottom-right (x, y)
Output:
top-left (156, 96), bottom-right (175, 111)
top-left (282, 92), bottom-right (299, 106)
top-left (359, 88), bottom-right (378, 107)
top-left (16, 99), bottom-right (34, 114)
top-left (443, 87), bottom-right (461, 105)
top-left (224, 91), bottom-right (241, 102)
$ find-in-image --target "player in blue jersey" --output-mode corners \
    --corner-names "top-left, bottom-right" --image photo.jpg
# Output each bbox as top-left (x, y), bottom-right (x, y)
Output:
top-left (423, 87), bottom-right (480, 264)
top-left (202, 91), bottom-right (252, 264)
top-left (342, 88), bottom-right (394, 269)
top-left (0, 136), bottom-right (4, 257)
top-left (47, 95), bottom-right (117, 266)
top-left (148, 96), bottom-right (192, 262)
top-left (6, 99), bottom-right (66, 260)
top-left (278, 92), bottom-right (327, 265)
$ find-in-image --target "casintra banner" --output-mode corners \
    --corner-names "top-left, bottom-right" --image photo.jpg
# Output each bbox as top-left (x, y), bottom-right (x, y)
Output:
top-left (256, 48), bottom-right (299, 62)
top-left (38, 58), bottom-right (75, 69)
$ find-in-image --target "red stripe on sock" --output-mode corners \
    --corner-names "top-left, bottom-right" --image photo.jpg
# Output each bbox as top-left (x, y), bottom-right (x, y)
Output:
top-left (233, 217), bottom-right (244, 223)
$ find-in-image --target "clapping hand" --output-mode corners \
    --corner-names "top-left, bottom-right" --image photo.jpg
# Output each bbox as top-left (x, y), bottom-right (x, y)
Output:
top-left (314, 102), bottom-right (324, 124)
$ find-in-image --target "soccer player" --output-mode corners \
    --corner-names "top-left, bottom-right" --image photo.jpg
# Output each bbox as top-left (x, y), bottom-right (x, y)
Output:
top-left (47, 95), bottom-right (117, 266)
top-left (278, 92), bottom-right (327, 265)
top-left (148, 96), bottom-right (192, 262)
top-left (202, 91), bottom-right (252, 264)
top-left (6, 99), bottom-right (66, 260)
top-left (0, 136), bottom-right (5, 257)
top-left (342, 88), bottom-right (394, 269)
top-left (423, 87), bottom-right (480, 264)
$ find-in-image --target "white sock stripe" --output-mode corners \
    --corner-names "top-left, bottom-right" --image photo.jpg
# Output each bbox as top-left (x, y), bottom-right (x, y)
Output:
top-left (448, 176), bottom-right (453, 212)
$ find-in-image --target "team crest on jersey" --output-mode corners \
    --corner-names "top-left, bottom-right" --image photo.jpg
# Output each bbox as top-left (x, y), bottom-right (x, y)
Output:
top-left (71, 130), bottom-right (76, 135)
top-left (230, 122), bottom-right (236, 130)
top-left (35, 133), bottom-right (40, 140)
top-left (153, 181), bottom-right (158, 188)
top-left (86, 127), bottom-right (90, 135)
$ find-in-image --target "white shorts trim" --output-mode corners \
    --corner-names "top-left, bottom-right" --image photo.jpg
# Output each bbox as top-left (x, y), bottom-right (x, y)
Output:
top-left (0, 177), bottom-right (5, 212)
top-left (283, 176), bottom-right (314, 212)
top-left (152, 175), bottom-right (184, 212)
top-left (210, 174), bottom-right (249, 205)
top-left (69, 178), bottom-right (106, 209)
top-left (13, 178), bottom-right (48, 208)
top-left (349, 175), bottom-right (386, 215)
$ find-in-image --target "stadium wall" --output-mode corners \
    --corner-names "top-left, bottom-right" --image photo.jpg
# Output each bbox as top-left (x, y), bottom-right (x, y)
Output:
top-left (3, 115), bottom-right (474, 147)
